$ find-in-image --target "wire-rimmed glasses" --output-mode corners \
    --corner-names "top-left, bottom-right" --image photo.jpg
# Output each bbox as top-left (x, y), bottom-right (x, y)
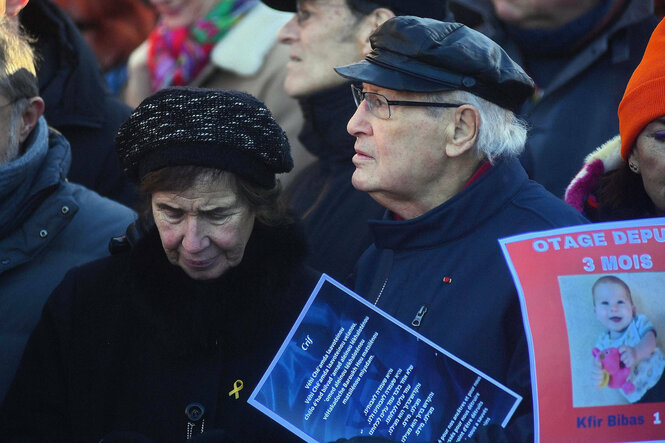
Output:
top-left (351, 84), bottom-right (464, 120)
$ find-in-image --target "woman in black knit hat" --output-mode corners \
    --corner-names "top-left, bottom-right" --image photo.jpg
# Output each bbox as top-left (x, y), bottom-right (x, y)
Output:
top-left (1, 87), bottom-right (318, 442)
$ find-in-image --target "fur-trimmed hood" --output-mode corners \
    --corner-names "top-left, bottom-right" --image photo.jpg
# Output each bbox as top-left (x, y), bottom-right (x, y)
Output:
top-left (564, 135), bottom-right (622, 212)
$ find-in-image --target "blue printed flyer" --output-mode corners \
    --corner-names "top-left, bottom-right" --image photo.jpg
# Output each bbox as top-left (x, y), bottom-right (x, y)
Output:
top-left (248, 275), bottom-right (522, 442)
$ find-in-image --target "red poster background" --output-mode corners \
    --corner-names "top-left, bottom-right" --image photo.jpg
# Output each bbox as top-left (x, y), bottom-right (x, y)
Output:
top-left (502, 222), bottom-right (665, 442)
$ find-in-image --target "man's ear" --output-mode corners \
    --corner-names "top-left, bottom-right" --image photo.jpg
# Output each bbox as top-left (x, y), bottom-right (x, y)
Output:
top-left (358, 8), bottom-right (395, 56)
top-left (18, 96), bottom-right (45, 143)
top-left (444, 105), bottom-right (479, 158)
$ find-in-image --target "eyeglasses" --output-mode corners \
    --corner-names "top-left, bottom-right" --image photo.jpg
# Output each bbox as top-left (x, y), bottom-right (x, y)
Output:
top-left (351, 84), bottom-right (464, 120)
top-left (296, 0), bottom-right (346, 25)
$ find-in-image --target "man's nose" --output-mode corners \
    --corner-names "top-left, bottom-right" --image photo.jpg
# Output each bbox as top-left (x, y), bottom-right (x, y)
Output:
top-left (278, 15), bottom-right (299, 45)
top-left (347, 101), bottom-right (372, 137)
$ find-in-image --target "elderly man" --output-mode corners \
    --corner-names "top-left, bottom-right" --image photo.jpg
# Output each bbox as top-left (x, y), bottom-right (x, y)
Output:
top-left (260, 0), bottom-right (450, 281)
top-left (335, 17), bottom-right (588, 440)
top-left (0, 18), bottom-right (136, 403)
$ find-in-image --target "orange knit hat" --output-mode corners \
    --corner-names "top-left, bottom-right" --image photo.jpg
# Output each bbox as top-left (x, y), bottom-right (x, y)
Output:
top-left (618, 17), bottom-right (665, 161)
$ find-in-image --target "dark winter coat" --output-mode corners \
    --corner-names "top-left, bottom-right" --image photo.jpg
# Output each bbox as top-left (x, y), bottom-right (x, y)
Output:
top-left (0, 119), bottom-right (136, 404)
top-left (450, 0), bottom-right (659, 197)
top-left (0, 221), bottom-right (319, 442)
top-left (353, 157), bottom-right (588, 441)
top-left (20, 0), bottom-right (137, 206)
top-left (284, 82), bottom-right (386, 282)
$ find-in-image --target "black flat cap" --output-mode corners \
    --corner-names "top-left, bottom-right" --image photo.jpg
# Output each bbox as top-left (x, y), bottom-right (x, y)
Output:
top-left (261, 0), bottom-right (449, 21)
top-left (115, 87), bottom-right (293, 188)
top-left (334, 16), bottom-right (535, 112)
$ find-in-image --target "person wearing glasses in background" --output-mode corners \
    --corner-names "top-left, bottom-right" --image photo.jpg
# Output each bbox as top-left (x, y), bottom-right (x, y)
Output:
top-left (260, 0), bottom-right (450, 282)
top-left (334, 16), bottom-right (588, 441)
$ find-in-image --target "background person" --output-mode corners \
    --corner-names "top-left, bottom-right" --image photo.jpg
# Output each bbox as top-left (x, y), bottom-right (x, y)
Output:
top-left (0, 17), bottom-right (136, 404)
top-left (450, 0), bottom-right (659, 197)
top-left (261, 0), bottom-right (450, 281)
top-left (335, 16), bottom-right (588, 440)
top-left (565, 18), bottom-right (665, 221)
top-left (125, 0), bottom-right (309, 185)
top-left (6, 0), bottom-right (139, 206)
top-left (0, 87), bottom-right (318, 442)
top-left (51, 0), bottom-right (158, 95)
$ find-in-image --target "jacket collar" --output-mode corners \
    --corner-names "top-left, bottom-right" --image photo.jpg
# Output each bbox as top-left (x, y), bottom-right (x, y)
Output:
top-left (297, 82), bottom-right (358, 161)
top-left (20, 0), bottom-right (109, 129)
top-left (208, 3), bottom-right (292, 77)
top-left (368, 157), bottom-right (528, 250)
top-left (0, 119), bottom-right (69, 238)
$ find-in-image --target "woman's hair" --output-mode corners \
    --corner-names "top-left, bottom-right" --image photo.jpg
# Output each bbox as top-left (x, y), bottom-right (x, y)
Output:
top-left (594, 163), bottom-right (654, 220)
top-left (138, 165), bottom-right (292, 227)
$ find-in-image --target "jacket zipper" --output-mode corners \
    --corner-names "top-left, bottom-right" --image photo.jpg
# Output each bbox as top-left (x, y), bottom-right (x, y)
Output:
top-left (411, 304), bottom-right (428, 328)
top-left (374, 278), bottom-right (388, 305)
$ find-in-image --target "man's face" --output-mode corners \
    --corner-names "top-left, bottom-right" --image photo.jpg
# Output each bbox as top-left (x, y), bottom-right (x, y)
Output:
top-left (278, 0), bottom-right (367, 98)
top-left (491, 0), bottom-right (600, 29)
top-left (346, 83), bottom-right (451, 208)
top-left (0, 98), bottom-right (21, 165)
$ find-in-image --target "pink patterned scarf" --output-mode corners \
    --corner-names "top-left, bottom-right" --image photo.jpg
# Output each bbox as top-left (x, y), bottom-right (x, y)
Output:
top-left (147, 0), bottom-right (257, 91)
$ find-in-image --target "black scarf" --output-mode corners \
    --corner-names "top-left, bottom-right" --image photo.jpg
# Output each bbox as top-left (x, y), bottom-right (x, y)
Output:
top-left (121, 221), bottom-right (308, 360)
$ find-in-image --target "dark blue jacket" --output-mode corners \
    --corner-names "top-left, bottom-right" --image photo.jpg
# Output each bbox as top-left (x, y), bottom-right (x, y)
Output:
top-left (20, 0), bottom-right (137, 206)
top-left (451, 0), bottom-right (659, 197)
top-left (0, 119), bottom-right (136, 404)
top-left (284, 83), bottom-right (386, 282)
top-left (353, 157), bottom-right (588, 441)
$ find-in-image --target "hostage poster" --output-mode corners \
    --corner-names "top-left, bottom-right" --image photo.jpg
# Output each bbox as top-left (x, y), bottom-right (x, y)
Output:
top-left (500, 218), bottom-right (665, 442)
top-left (248, 275), bottom-right (521, 442)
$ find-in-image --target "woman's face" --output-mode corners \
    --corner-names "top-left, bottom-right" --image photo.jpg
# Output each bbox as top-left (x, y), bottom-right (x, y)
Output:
top-left (151, 174), bottom-right (255, 280)
top-left (632, 117), bottom-right (665, 214)
top-left (149, 0), bottom-right (217, 28)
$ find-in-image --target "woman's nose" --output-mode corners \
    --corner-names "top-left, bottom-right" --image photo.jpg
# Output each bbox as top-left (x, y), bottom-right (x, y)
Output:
top-left (181, 218), bottom-right (208, 253)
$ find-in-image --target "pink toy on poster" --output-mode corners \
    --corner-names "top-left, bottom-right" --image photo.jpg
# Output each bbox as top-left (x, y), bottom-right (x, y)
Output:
top-left (592, 347), bottom-right (635, 395)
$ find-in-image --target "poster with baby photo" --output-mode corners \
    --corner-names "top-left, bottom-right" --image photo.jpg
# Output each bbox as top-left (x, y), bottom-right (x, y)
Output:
top-left (500, 218), bottom-right (665, 442)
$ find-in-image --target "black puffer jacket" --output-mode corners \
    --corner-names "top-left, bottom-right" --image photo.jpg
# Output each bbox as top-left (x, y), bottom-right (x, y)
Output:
top-left (1, 221), bottom-right (319, 442)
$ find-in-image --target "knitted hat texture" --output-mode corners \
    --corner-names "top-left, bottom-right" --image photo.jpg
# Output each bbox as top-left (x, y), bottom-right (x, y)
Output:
top-left (115, 87), bottom-right (293, 188)
top-left (618, 18), bottom-right (665, 161)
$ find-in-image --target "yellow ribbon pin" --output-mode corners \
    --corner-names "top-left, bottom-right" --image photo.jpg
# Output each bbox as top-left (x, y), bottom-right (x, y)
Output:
top-left (229, 380), bottom-right (244, 399)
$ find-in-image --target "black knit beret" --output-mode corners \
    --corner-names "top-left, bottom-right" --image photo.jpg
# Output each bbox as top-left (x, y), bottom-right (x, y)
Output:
top-left (115, 87), bottom-right (293, 188)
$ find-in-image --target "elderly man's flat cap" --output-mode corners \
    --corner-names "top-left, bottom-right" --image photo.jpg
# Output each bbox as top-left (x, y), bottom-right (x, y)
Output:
top-left (334, 16), bottom-right (535, 112)
top-left (261, 0), bottom-right (449, 21)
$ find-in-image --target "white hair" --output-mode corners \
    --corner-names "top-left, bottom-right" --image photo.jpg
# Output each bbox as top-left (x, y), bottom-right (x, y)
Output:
top-left (429, 90), bottom-right (529, 162)
top-left (0, 99), bottom-right (26, 165)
